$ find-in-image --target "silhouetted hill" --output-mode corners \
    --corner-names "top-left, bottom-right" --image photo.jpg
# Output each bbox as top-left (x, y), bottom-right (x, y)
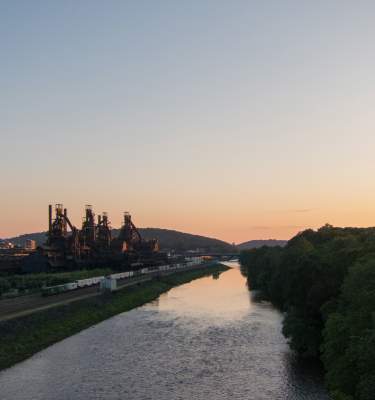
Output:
top-left (237, 239), bottom-right (287, 250)
top-left (137, 228), bottom-right (235, 253)
top-left (6, 232), bottom-right (48, 247)
top-left (5, 228), bottom-right (236, 254)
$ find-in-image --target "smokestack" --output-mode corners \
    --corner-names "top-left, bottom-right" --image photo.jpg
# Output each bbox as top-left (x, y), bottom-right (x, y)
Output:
top-left (48, 205), bottom-right (52, 233)
top-left (63, 208), bottom-right (68, 234)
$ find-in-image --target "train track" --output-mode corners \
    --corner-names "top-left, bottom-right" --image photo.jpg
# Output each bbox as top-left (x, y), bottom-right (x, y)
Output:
top-left (0, 265), bottom-right (206, 322)
top-left (0, 275), bottom-right (152, 322)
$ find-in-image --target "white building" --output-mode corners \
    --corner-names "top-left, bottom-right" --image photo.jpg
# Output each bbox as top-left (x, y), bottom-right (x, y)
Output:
top-left (25, 239), bottom-right (37, 251)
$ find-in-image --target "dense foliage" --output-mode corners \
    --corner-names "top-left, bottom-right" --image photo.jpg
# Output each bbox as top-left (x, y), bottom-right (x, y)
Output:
top-left (237, 239), bottom-right (287, 250)
top-left (240, 224), bottom-right (375, 400)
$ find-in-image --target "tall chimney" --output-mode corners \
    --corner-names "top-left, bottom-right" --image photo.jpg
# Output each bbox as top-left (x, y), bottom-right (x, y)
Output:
top-left (48, 204), bottom-right (52, 233)
top-left (63, 208), bottom-right (68, 234)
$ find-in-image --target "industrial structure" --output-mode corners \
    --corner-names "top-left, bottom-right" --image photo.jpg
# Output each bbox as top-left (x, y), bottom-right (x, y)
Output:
top-left (22, 204), bottom-right (165, 272)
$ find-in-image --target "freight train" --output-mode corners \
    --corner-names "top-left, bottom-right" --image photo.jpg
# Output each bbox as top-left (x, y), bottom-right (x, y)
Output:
top-left (41, 258), bottom-right (203, 296)
top-left (22, 204), bottom-right (168, 273)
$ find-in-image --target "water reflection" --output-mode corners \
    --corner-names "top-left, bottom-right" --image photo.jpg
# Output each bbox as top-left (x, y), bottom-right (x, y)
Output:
top-left (145, 267), bottom-right (252, 326)
top-left (0, 263), bottom-right (329, 400)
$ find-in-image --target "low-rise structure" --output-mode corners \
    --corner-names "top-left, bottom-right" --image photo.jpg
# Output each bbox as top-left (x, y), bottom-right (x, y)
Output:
top-left (25, 239), bottom-right (37, 251)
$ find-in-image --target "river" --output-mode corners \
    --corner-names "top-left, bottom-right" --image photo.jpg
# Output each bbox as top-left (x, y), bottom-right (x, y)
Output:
top-left (0, 262), bottom-right (329, 400)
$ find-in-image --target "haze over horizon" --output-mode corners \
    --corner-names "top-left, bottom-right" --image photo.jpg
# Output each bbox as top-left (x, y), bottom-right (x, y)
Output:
top-left (2, 1), bottom-right (375, 243)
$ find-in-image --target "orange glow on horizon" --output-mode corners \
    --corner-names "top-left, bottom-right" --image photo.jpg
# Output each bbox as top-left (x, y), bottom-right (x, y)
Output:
top-left (2, 198), bottom-right (375, 244)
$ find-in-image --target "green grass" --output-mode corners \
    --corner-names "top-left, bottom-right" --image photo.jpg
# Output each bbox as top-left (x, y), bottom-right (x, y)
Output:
top-left (0, 264), bottom-right (229, 371)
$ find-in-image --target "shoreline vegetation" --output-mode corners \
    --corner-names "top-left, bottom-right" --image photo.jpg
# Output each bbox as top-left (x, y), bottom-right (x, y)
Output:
top-left (0, 263), bottom-right (229, 371)
top-left (240, 225), bottom-right (375, 400)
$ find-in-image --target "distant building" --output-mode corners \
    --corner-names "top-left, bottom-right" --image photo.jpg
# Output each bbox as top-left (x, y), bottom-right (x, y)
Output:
top-left (25, 239), bottom-right (37, 251)
top-left (0, 240), bottom-right (14, 249)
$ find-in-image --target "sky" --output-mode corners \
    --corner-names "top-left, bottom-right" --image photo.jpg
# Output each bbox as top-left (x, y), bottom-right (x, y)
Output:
top-left (1, 1), bottom-right (375, 243)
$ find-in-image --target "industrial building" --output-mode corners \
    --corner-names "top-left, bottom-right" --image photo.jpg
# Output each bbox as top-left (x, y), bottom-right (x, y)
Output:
top-left (21, 204), bottom-right (166, 273)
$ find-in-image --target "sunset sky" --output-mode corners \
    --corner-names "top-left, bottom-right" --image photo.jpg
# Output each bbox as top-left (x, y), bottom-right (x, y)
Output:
top-left (1, 1), bottom-right (375, 243)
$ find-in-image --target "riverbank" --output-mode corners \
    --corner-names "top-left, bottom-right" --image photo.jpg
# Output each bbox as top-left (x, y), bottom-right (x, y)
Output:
top-left (0, 264), bottom-right (229, 371)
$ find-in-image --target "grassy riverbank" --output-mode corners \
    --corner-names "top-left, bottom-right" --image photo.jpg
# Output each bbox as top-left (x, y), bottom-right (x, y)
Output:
top-left (0, 263), bottom-right (229, 371)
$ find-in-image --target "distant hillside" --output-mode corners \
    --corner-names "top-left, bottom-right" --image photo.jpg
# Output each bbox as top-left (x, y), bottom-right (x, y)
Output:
top-left (237, 239), bottom-right (287, 250)
top-left (5, 228), bottom-right (236, 254)
top-left (6, 232), bottom-right (48, 247)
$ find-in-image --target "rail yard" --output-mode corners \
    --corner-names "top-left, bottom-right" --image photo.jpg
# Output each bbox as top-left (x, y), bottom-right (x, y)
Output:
top-left (0, 204), bottom-right (211, 320)
top-left (0, 260), bottom-right (206, 322)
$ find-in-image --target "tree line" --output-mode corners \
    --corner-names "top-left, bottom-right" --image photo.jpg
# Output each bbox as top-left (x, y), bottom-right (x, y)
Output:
top-left (240, 224), bottom-right (375, 400)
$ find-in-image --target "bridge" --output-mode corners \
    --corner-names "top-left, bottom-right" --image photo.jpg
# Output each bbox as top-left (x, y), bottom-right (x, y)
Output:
top-left (184, 253), bottom-right (239, 260)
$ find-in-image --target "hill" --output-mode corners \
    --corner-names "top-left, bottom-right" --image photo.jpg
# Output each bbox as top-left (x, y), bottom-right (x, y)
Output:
top-left (6, 232), bottom-right (48, 247)
top-left (5, 228), bottom-right (236, 254)
top-left (237, 239), bottom-right (287, 250)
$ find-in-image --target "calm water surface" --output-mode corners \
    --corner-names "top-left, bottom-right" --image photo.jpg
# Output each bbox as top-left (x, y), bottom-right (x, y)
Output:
top-left (0, 263), bottom-right (330, 399)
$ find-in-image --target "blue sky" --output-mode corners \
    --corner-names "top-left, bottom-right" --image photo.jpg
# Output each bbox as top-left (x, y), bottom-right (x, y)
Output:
top-left (1, 1), bottom-right (375, 241)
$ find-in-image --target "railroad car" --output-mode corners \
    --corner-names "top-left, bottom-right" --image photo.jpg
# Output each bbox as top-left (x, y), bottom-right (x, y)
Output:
top-left (41, 258), bottom-right (203, 296)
